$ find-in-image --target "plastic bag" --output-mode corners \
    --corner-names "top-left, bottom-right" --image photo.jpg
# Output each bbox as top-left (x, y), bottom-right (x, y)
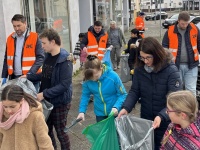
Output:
top-left (115, 115), bottom-right (154, 150)
top-left (82, 113), bottom-right (120, 150)
top-left (0, 78), bottom-right (53, 121)
top-left (102, 49), bottom-right (113, 69)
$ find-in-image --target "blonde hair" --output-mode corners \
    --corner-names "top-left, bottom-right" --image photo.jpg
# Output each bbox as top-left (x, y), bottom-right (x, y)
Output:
top-left (162, 90), bottom-right (198, 145)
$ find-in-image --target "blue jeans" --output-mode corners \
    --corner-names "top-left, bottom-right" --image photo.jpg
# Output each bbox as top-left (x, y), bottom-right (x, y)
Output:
top-left (179, 64), bottom-right (198, 96)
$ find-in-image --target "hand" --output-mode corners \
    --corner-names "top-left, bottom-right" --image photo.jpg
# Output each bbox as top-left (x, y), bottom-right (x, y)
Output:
top-left (130, 44), bottom-right (136, 48)
top-left (20, 75), bottom-right (27, 78)
top-left (1, 78), bottom-right (7, 85)
top-left (152, 116), bottom-right (161, 129)
top-left (109, 108), bottom-right (118, 116)
top-left (83, 47), bottom-right (88, 54)
top-left (118, 108), bottom-right (128, 118)
top-left (124, 44), bottom-right (128, 49)
top-left (130, 69), bottom-right (134, 75)
top-left (37, 92), bottom-right (44, 102)
top-left (77, 113), bottom-right (85, 121)
top-left (121, 51), bottom-right (125, 55)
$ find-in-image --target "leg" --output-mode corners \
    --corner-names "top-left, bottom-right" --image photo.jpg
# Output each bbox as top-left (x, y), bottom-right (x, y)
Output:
top-left (115, 46), bottom-right (121, 68)
top-left (52, 103), bottom-right (71, 150)
top-left (111, 47), bottom-right (117, 69)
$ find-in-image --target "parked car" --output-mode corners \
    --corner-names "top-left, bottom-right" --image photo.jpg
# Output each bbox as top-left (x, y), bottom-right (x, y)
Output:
top-left (145, 11), bottom-right (168, 21)
top-left (162, 14), bottom-right (200, 28)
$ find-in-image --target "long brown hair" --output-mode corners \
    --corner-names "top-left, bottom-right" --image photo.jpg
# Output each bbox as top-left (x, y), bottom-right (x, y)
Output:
top-left (1, 85), bottom-right (38, 108)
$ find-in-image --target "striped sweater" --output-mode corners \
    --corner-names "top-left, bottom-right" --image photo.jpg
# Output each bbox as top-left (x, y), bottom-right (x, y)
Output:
top-left (160, 112), bottom-right (200, 150)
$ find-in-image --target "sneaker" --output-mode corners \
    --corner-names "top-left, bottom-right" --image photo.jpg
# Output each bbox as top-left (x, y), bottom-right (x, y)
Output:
top-left (114, 67), bottom-right (117, 71)
top-left (117, 66), bottom-right (120, 69)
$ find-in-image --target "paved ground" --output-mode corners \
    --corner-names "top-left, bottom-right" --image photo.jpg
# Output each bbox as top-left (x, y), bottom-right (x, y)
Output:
top-left (56, 16), bottom-right (169, 150)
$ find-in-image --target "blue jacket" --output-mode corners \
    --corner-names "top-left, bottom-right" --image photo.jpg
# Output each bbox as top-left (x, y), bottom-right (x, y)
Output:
top-left (29, 48), bottom-right (73, 108)
top-left (79, 63), bottom-right (127, 116)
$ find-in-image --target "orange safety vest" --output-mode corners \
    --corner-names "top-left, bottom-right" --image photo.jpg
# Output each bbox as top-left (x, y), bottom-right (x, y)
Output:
top-left (6, 32), bottom-right (42, 75)
top-left (135, 16), bottom-right (145, 31)
top-left (168, 23), bottom-right (199, 62)
top-left (87, 31), bottom-right (108, 60)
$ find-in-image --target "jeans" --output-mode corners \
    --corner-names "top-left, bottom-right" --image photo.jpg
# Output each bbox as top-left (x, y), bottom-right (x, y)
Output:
top-left (111, 45), bottom-right (121, 68)
top-left (179, 64), bottom-right (198, 96)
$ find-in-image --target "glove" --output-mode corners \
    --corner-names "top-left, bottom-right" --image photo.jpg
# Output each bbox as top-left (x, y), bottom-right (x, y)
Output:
top-left (1, 78), bottom-right (7, 85)
top-left (121, 51), bottom-right (125, 55)
top-left (124, 44), bottom-right (128, 49)
top-left (130, 69), bottom-right (134, 75)
top-left (106, 45), bottom-right (113, 51)
top-left (77, 113), bottom-right (85, 121)
top-left (82, 47), bottom-right (88, 54)
top-left (109, 108), bottom-right (118, 116)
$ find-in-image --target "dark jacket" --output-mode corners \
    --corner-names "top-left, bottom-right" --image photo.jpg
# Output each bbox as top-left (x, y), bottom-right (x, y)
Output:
top-left (123, 61), bottom-right (182, 146)
top-left (107, 27), bottom-right (126, 47)
top-left (1, 29), bottom-right (44, 79)
top-left (162, 22), bottom-right (200, 69)
top-left (80, 26), bottom-right (111, 49)
top-left (29, 49), bottom-right (73, 108)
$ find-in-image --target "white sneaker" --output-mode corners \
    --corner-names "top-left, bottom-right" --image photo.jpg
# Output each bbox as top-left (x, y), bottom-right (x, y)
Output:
top-left (114, 67), bottom-right (117, 70)
top-left (117, 66), bottom-right (120, 69)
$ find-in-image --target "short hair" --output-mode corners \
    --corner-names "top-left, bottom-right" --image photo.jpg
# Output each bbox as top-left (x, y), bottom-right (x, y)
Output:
top-left (11, 14), bottom-right (26, 23)
top-left (39, 28), bottom-right (61, 46)
top-left (94, 21), bottom-right (102, 27)
top-left (79, 33), bottom-right (85, 38)
top-left (136, 37), bottom-right (172, 72)
top-left (178, 11), bottom-right (190, 22)
top-left (131, 28), bottom-right (139, 36)
top-left (110, 21), bottom-right (116, 25)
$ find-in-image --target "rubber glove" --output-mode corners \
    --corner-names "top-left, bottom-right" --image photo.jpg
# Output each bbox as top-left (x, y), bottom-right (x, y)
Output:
top-left (124, 44), bottom-right (128, 49)
top-left (130, 69), bottom-right (134, 75)
top-left (77, 113), bottom-right (85, 121)
top-left (121, 51), bottom-right (125, 55)
top-left (109, 108), bottom-right (118, 116)
top-left (1, 78), bottom-right (7, 85)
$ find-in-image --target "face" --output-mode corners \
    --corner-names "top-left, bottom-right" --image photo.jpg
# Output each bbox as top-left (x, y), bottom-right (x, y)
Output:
top-left (131, 33), bottom-right (137, 38)
top-left (12, 21), bottom-right (27, 36)
top-left (166, 104), bottom-right (181, 124)
top-left (91, 68), bottom-right (102, 81)
top-left (2, 99), bottom-right (23, 116)
top-left (110, 23), bottom-right (116, 29)
top-left (41, 37), bottom-right (54, 53)
top-left (139, 51), bottom-right (154, 67)
top-left (94, 25), bottom-right (102, 34)
top-left (178, 20), bottom-right (189, 30)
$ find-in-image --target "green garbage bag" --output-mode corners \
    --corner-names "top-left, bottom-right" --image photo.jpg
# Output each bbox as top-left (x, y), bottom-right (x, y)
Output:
top-left (82, 113), bottom-right (120, 150)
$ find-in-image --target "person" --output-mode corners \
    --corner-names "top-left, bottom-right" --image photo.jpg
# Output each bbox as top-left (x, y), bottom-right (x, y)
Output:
top-left (135, 12), bottom-right (145, 38)
top-left (0, 84), bottom-right (54, 150)
top-left (118, 37), bottom-right (182, 150)
top-left (160, 90), bottom-right (200, 149)
top-left (123, 28), bottom-right (142, 71)
top-left (162, 11), bottom-right (200, 96)
top-left (73, 33), bottom-right (87, 69)
top-left (76, 55), bottom-right (127, 122)
top-left (1, 14), bottom-right (44, 91)
top-left (28, 28), bottom-right (73, 150)
top-left (80, 21), bottom-right (111, 61)
top-left (107, 21), bottom-right (126, 70)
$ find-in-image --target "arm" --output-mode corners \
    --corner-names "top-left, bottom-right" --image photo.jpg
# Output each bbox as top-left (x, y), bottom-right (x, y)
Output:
top-left (28, 37), bottom-right (45, 74)
top-left (124, 40), bottom-right (131, 53)
top-left (122, 69), bottom-right (140, 112)
top-left (162, 31), bottom-right (169, 48)
top-left (73, 41), bottom-right (81, 59)
top-left (197, 27), bottom-right (200, 53)
top-left (1, 48), bottom-right (8, 78)
top-left (80, 33), bottom-right (88, 49)
top-left (106, 36), bottom-right (111, 48)
top-left (120, 29), bottom-right (126, 44)
top-left (33, 112), bottom-right (54, 150)
top-left (43, 60), bottom-right (73, 98)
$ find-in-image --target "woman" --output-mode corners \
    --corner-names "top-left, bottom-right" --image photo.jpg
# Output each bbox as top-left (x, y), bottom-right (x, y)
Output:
top-left (0, 85), bottom-right (53, 150)
top-left (77, 55), bottom-right (127, 122)
top-left (161, 90), bottom-right (200, 149)
top-left (118, 37), bottom-right (182, 150)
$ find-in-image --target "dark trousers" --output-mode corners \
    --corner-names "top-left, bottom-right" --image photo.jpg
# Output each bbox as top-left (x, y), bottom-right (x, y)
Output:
top-left (47, 103), bottom-right (71, 150)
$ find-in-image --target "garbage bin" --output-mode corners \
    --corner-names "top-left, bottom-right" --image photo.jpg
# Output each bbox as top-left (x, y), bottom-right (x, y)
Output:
top-left (120, 54), bottom-right (131, 83)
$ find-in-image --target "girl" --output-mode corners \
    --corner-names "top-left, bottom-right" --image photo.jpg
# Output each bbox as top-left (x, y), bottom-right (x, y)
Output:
top-left (161, 90), bottom-right (200, 149)
top-left (77, 55), bottom-right (127, 122)
top-left (0, 85), bottom-right (53, 150)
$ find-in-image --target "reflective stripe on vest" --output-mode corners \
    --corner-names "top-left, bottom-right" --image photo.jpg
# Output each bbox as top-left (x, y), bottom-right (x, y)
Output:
top-left (6, 32), bottom-right (42, 75)
top-left (168, 23), bottom-right (199, 62)
top-left (87, 31), bottom-right (108, 60)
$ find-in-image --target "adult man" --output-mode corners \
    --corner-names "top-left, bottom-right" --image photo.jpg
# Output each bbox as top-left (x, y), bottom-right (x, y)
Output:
top-left (1, 14), bottom-right (44, 90)
top-left (135, 12), bottom-right (145, 38)
top-left (107, 21), bottom-right (126, 70)
top-left (31, 28), bottom-right (73, 150)
top-left (162, 11), bottom-right (200, 95)
top-left (81, 21), bottom-right (111, 60)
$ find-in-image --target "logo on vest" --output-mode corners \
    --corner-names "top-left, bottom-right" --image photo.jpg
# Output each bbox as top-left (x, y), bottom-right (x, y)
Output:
top-left (192, 34), bottom-right (197, 38)
top-left (101, 40), bottom-right (106, 43)
top-left (26, 44), bottom-right (33, 48)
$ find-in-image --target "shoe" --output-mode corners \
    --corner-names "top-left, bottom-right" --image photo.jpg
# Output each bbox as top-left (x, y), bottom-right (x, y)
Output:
top-left (114, 67), bottom-right (117, 71)
top-left (117, 66), bottom-right (120, 69)
top-left (89, 95), bottom-right (94, 103)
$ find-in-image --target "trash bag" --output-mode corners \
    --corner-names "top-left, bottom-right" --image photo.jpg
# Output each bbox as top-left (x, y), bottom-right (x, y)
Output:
top-left (115, 115), bottom-right (154, 150)
top-left (120, 54), bottom-right (131, 83)
top-left (82, 113), bottom-right (120, 150)
top-left (0, 78), bottom-right (53, 121)
top-left (102, 49), bottom-right (113, 69)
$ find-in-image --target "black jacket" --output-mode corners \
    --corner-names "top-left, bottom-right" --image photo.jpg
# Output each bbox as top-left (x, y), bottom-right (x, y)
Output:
top-left (162, 22), bottom-right (200, 69)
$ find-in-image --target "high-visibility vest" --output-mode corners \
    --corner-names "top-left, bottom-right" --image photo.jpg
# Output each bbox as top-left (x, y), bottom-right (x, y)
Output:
top-left (87, 31), bottom-right (108, 60)
top-left (6, 32), bottom-right (42, 75)
top-left (168, 23), bottom-right (199, 62)
top-left (135, 16), bottom-right (144, 31)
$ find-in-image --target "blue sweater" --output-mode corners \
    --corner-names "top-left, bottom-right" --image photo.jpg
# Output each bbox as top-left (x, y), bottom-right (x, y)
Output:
top-left (79, 63), bottom-right (127, 116)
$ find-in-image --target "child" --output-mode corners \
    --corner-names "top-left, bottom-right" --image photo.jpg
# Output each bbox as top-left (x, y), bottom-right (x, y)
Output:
top-left (73, 33), bottom-right (87, 68)
top-left (161, 90), bottom-right (200, 149)
top-left (0, 85), bottom-right (53, 150)
top-left (123, 28), bottom-right (142, 71)
top-left (77, 55), bottom-right (127, 122)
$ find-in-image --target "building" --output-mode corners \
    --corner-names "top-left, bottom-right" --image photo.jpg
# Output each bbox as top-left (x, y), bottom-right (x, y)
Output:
top-left (0, 0), bottom-right (130, 73)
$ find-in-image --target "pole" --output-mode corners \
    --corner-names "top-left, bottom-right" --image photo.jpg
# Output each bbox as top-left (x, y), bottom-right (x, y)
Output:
top-left (159, 0), bottom-right (162, 40)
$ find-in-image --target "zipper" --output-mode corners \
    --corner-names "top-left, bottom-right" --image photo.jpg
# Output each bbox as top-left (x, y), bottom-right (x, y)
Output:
top-left (98, 80), bottom-right (107, 116)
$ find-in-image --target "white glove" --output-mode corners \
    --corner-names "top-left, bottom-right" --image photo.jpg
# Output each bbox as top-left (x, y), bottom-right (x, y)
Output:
top-left (77, 113), bottom-right (85, 121)
top-left (83, 47), bottom-right (88, 54)
top-left (106, 45), bottom-right (113, 51)
top-left (110, 108), bottom-right (118, 116)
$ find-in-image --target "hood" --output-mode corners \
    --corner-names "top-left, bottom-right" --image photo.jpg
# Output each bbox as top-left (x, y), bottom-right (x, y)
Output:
top-left (98, 62), bottom-right (112, 80)
top-left (88, 26), bottom-right (105, 37)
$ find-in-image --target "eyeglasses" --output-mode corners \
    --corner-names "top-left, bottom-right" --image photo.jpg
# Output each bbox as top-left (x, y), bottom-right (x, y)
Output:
top-left (166, 108), bottom-right (180, 114)
top-left (138, 56), bottom-right (153, 61)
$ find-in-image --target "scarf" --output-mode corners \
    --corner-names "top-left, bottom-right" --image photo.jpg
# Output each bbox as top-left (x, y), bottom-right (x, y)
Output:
top-left (144, 65), bottom-right (154, 73)
top-left (0, 100), bottom-right (30, 130)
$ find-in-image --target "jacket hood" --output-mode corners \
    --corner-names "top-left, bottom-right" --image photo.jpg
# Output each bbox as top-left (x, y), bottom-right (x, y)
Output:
top-left (98, 62), bottom-right (112, 80)
top-left (88, 26), bottom-right (105, 36)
